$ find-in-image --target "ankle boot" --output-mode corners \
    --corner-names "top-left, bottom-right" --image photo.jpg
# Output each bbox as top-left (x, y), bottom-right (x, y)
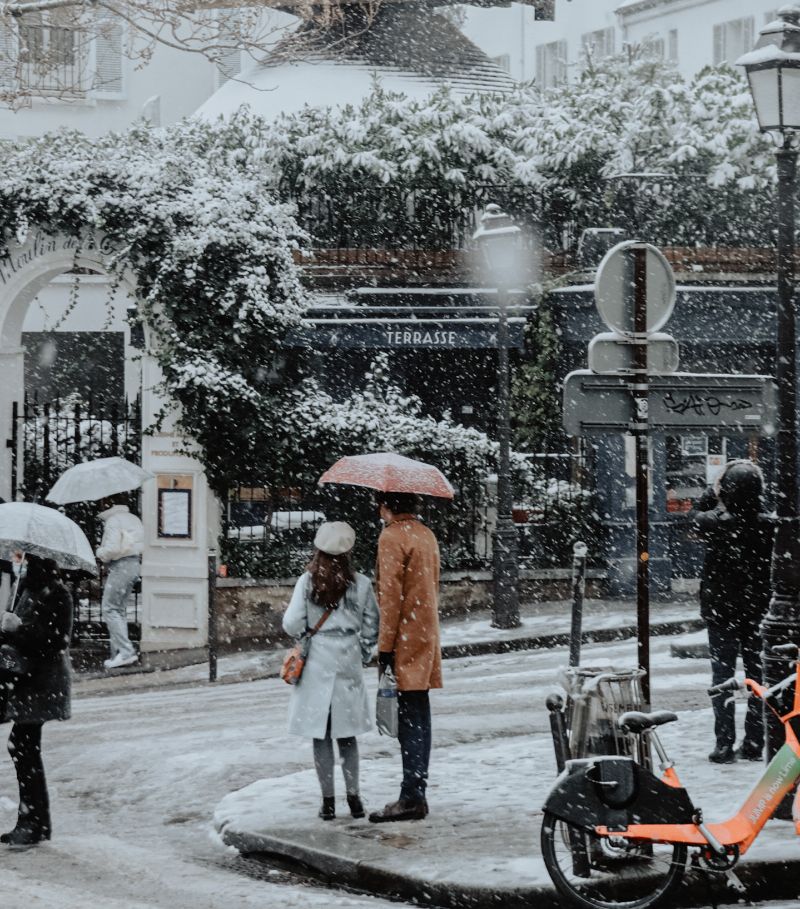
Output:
top-left (347, 793), bottom-right (365, 818)
top-left (318, 796), bottom-right (336, 820)
top-left (1, 824), bottom-right (49, 846)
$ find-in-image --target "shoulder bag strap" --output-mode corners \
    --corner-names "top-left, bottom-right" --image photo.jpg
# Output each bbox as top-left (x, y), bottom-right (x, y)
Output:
top-left (307, 606), bottom-right (334, 638)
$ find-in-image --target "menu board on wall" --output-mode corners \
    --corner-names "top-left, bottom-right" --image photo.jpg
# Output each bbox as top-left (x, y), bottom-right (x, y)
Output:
top-left (157, 475), bottom-right (193, 539)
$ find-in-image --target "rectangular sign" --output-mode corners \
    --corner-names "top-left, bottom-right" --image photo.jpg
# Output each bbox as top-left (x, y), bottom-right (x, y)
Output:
top-left (284, 320), bottom-right (526, 349)
top-left (563, 371), bottom-right (776, 436)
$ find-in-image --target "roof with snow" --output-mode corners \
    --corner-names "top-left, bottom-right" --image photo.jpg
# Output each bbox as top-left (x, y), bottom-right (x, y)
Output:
top-left (196, 5), bottom-right (515, 122)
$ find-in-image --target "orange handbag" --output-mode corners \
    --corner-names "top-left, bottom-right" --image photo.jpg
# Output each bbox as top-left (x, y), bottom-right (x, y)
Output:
top-left (280, 606), bottom-right (334, 685)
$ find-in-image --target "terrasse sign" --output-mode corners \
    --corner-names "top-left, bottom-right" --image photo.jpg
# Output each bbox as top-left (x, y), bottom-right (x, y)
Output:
top-left (286, 320), bottom-right (526, 349)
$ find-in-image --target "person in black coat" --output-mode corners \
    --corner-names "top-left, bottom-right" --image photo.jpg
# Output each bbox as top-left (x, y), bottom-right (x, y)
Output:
top-left (0, 554), bottom-right (72, 846)
top-left (692, 460), bottom-right (775, 765)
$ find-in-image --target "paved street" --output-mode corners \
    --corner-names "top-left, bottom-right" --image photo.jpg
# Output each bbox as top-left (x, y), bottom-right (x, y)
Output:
top-left (4, 621), bottom-right (792, 908)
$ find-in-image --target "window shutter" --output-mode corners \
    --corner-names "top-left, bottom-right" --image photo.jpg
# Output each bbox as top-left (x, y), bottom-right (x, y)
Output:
top-left (743, 17), bottom-right (755, 53)
top-left (94, 18), bottom-right (123, 96)
top-left (668, 28), bottom-right (678, 62)
top-left (604, 27), bottom-right (615, 56)
top-left (216, 9), bottom-right (242, 87)
top-left (216, 46), bottom-right (242, 85)
top-left (0, 21), bottom-right (17, 88)
top-left (535, 44), bottom-right (544, 86)
top-left (712, 23), bottom-right (724, 64)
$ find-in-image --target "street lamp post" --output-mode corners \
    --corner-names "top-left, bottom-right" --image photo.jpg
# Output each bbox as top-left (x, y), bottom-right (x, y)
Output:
top-left (474, 204), bottom-right (522, 629)
top-left (739, 7), bottom-right (800, 783)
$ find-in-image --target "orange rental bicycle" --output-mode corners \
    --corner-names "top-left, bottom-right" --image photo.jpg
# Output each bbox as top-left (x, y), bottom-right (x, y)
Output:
top-left (541, 643), bottom-right (800, 909)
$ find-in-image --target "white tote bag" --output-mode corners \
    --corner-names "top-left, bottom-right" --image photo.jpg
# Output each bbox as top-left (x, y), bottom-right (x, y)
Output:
top-left (376, 666), bottom-right (399, 737)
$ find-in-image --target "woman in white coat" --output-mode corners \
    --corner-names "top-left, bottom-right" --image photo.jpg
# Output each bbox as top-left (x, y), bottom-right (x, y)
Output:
top-left (282, 521), bottom-right (379, 821)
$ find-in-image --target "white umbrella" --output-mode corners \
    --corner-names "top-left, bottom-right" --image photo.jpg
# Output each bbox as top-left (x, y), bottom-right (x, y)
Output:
top-left (0, 502), bottom-right (97, 575)
top-left (47, 457), bottom-right (153, 505)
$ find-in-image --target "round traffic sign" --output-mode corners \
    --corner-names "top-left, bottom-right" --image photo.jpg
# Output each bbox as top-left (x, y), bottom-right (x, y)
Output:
top-left (594, 241), bottom-right (676, 336)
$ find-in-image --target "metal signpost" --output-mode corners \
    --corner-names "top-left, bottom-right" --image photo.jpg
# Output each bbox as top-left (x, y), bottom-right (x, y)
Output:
top-left (563, 241), bottom-right (776, 708)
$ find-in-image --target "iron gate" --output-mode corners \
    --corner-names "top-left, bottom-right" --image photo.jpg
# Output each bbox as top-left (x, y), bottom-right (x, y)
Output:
top-left (9, 393), bottom-right (143, 651)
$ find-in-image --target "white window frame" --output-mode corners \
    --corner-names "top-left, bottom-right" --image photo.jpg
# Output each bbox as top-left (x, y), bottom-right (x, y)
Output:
top-left (581, 26), bottom-right (615, 62)
top-left (712, 16), bottom-right (755, 66)
top-left (15, 12), bottom-right (90, 97)
top-left (641, 34), bottom-right (665, 60)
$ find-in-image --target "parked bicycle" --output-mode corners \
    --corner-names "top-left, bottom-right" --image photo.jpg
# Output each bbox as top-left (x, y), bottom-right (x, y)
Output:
top-left (541, 643), bottom-right (800, 909)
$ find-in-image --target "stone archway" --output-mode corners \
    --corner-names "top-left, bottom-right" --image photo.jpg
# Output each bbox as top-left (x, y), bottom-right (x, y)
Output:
top-left (0, 229), bottom-right (212, 666)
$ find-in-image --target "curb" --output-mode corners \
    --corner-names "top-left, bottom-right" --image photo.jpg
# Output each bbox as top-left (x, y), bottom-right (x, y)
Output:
top-left (440, 618), bottom-right (705, 660)
top-left (221, 826), bottom-right (800, 909)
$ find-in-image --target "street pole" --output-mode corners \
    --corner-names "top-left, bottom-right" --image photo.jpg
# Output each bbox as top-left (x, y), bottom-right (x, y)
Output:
top-left (632, 247), bottom-right (651, 708)
top-left (492, 284), bottom-right (521, 629)
top-left (761, 144), bottom-right (800, 801)
top-left (568, 540), bottom-right (588, 668)
top-left (208, 552), bottom-right (218, 683)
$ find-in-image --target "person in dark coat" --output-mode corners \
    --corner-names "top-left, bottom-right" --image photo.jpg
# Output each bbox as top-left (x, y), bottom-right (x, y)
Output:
top-left (692, 460), bottom-right (774, 764)
top-left (0, 554), bottom-right (72, 846)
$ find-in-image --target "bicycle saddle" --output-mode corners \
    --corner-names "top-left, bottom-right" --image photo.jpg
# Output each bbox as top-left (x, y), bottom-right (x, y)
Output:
top-left (618, 710), bottom-right (678, 733)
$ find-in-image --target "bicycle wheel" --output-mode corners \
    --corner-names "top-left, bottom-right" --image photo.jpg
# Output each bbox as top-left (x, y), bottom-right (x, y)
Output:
top-left (541, 811), bottom-right (687, 909)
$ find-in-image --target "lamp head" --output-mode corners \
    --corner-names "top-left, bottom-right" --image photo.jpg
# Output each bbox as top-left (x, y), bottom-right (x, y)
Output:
top-left (472, 203), bottom-right (524, 287)
top-left (737, 5), bottom-right (800, 135)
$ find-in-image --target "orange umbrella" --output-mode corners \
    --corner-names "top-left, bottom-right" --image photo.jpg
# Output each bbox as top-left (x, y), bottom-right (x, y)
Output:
top-left (319, 453), bottom-right (455, 499)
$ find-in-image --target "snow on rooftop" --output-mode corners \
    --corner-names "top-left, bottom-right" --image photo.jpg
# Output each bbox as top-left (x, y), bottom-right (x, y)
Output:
top-left (196, 59), bottom-right (485, 122)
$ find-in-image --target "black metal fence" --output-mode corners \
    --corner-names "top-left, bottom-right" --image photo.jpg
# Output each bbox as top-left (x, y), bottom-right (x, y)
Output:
top-left (220, 443), bottom-right (599, 579)
top-left (282, 183), bottom-right (546, 252)
top-left (10, 392), bottom-right (142, 648)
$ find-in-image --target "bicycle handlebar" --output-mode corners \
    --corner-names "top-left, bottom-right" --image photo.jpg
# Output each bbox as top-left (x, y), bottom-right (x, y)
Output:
top-left (707, 677), bottom-right (741, 697)
top-left (771, 643), bottom-right (800, 658)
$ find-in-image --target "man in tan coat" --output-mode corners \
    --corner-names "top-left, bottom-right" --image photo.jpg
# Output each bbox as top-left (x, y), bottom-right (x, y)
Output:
top-left (369, 492), bottom-right (442, 823)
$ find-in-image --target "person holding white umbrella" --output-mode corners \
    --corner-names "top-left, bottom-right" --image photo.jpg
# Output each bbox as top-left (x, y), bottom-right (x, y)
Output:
top-left (48, 457), bottom-right (151, 671)
top-left (96, 494), bottom-right (144, 669)
top-left (0, 501), bottom-right (96, 847)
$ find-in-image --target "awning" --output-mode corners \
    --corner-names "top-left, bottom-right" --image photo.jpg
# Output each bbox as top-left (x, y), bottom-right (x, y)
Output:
top-left (284, 288), bottom-right (534, 350)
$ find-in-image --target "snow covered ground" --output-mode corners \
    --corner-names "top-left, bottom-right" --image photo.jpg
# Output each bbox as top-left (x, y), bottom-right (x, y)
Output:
top-left (0, 626), bottom-right (796, 908)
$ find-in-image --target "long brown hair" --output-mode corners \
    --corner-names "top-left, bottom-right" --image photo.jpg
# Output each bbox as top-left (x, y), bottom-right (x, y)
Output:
top-left (307, 549), bottom-right (355, 607)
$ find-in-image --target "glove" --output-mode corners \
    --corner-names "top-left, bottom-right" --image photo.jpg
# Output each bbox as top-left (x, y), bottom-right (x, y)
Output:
top-left (1, 612), bottom-right (21, 634)
top-left (378, 651), bottom-right (395, 676)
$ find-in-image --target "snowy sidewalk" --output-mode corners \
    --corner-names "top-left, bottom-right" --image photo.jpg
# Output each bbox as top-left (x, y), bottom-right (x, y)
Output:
top-left (215, 710), bottom-right (800, 908)
top-left (214, 629), bottom-right (800, 908)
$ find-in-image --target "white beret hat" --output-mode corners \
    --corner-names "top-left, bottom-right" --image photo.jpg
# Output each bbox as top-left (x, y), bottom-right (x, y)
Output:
top-left (313, 521), bottom-right (355, 556)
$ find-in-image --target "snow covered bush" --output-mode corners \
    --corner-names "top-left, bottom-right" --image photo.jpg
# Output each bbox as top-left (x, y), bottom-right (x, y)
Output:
top-left (0, 112), bottom-right (308, 496)
top-left (252, 53), bottom-right (774, 251)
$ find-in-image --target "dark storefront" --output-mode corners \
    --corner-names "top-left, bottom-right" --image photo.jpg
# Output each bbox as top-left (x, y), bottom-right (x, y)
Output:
top-left (549, 280), bottom-right (779, 594)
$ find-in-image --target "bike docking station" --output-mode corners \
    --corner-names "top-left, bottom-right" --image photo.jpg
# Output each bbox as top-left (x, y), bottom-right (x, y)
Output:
top-left (541, 242), bottom-right (800, 909)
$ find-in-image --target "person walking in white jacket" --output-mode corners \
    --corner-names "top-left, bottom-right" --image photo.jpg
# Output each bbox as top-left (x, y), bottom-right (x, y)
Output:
top-left (282, 522), bottom-right (379, 821)
top-left (97, 495), bottom-right (144, 670)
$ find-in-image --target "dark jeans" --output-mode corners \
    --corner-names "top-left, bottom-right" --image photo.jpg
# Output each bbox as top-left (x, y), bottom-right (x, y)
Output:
top-left (707, 620), bottom-right (763, 751)
top-left (8, 722), bottom-right (50, 833)
top-left (397, 690), bottom-right (431, 804)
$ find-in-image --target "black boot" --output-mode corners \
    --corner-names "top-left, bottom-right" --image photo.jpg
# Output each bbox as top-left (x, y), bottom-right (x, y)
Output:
top-left (347, 793), bottom-right (365, 819)
top-left (318, 797), bottom-right (336, 820)
top-left (1, 824), bottom-right (50, 846)
top-left (708, 744), bottom-right (736, 764)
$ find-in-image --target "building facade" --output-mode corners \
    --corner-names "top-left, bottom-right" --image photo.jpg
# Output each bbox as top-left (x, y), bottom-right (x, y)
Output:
top-left (461, 0), bottom-right (781, 85)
